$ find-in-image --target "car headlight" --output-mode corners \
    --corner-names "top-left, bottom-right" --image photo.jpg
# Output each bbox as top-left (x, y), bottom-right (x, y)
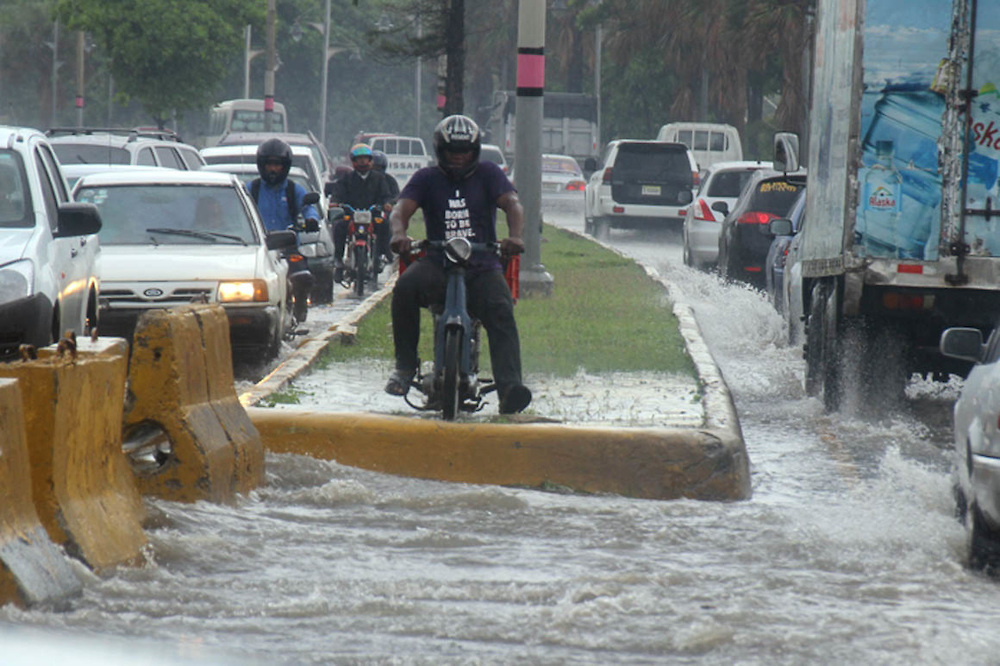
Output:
top-left (0, 259), bottom-right (34, 304)
top-left (218, 279), bottom-right (268, 303)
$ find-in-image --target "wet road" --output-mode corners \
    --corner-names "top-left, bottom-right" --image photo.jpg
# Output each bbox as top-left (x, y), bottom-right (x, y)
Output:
top-left (5, 206), bottom-right (1000, 665)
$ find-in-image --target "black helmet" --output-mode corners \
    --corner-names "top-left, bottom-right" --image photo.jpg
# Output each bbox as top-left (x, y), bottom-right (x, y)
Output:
top-left (256, 138), bottom-right (292, 185)
top-left (371, 150), bottom-right (388, 172)
top-left (433, 115), bottom-right (481, 179)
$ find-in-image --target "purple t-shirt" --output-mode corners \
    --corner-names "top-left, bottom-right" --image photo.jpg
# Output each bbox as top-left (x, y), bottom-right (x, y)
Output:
top-left (400, 161), bottom-right (515, 272)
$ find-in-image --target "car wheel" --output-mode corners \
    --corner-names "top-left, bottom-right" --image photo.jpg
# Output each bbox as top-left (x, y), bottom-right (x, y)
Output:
top-left (595, 218), bottom-right (611, 241)
top-left (584, 215), bottom-right (594, 235)
top-left (967, 501), bottom-right (1000, 570)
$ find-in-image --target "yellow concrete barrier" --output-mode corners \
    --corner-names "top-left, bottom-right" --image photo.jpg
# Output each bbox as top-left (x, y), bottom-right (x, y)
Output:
top-left (248, 409), bottom-right (751, 501)
top-left (0, 378), bottom-right (82, 607)
top-left (124, 305), bottom-right (264, 503)
top-left (0, 339), bottom-right (147, 572)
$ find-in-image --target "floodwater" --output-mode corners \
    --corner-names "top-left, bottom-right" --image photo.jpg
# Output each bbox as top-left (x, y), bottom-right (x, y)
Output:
top-left (5, 208), bottom-right (1000, 665)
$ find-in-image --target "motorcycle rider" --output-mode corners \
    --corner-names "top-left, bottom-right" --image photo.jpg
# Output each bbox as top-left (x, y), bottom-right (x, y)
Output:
top-left (371, 149), bottom-right (399, 263)
top-left (246, 137), bottom-right (321, 322)
top-left (328, 143), bottom-right (394, 281)
top-left (385, 114), bottom-right (532, 414)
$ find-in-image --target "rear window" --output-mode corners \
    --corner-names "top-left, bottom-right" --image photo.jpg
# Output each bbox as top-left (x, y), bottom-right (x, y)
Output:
top-left (750, 178), bottom-right (805, 215)
top-left (707, 169), bottom-right (758, 198)
top-left (52, 143), bottom-right (130, 165)
top-left (613, 144), bottom-right (691, 181)
top-left (542, 155), bottom-right (581, 175)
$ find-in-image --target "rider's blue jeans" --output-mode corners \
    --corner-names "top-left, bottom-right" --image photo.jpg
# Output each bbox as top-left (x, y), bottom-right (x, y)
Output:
top-left (391, 257), bottom-right (523, 393)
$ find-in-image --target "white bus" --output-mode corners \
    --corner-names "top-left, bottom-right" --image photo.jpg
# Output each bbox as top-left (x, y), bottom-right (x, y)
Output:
top-left (203, 99), bottom-right (288, 147)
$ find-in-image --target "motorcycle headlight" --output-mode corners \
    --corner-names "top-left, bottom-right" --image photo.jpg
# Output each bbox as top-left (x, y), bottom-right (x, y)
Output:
top-left (0, 259), bottom-right (33, 304)
top-left (445, 236), bottom-right (473, 263)
top-left (355, 210), bottom-right (372, 224)
top-left (218, 279), bottom-right (268, 303)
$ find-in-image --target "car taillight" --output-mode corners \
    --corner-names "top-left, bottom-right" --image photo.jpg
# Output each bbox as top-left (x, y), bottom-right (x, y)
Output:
top-left (693, 199), bottom-right (715, 221)
top-left (602, 167), bottom-right (613, 183)
top-left (737, 211), bottom-right (777, 225)
top-left (565, 180), bottom-right (586, 191)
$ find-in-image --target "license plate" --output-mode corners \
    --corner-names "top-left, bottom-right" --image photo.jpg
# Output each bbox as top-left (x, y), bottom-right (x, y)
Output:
top-left (641, 185), bottom-right (661, 196)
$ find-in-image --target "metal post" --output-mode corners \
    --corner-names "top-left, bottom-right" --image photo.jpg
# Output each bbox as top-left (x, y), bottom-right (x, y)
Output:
top-left (319, 0), bottom-right (331, 145)
top-left (514, 0), bottom-right (553, 296)
top-left (244, 25), bottom-right (252, 99)
top-left (415, 13), bottom-right (422, 136)
top-left (594, 23), bottom-right (601, 152)
top-left (75, 31), bottom-right (85, 127)
top-left (50, 20), bottom-right (59, 124)
top-left (264, 0), bottom-right (276, 131)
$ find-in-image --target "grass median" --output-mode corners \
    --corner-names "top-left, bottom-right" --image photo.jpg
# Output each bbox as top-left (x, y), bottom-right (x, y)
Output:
top-left (314, 221), bottom-right (696, 380)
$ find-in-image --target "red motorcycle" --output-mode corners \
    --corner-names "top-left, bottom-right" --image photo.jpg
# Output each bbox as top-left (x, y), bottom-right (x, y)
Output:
top-left (338, 204), bottom-right (385, 297)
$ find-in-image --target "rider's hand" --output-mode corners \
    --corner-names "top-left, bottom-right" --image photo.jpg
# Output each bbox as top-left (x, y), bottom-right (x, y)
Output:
top-left (500, 237), bottom-right (525, 258)
top-left (390, 234), bottom-right (412, 256)
top-left (304, 218), bottom-right (320, 233)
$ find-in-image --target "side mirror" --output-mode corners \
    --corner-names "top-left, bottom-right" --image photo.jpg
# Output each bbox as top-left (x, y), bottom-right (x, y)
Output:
top-left (940, 327), bottom-right (985, 364)
top-left (773, 132), bottom-right (800, 173)
top-left (55, 202), bottom-right (102, 237)
top-left (677, 189), bottom-right (693, 205)
top-left (266, 229), bottom-right (298, 251)
top-left (769, 218), bottom-right (794, 236)
top-left (303, 192), bottom-right (320, 206)
top-left (711, 201), bottom-right (729, 216)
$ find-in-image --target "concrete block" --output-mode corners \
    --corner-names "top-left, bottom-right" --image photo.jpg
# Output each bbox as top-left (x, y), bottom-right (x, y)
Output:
top-left (124, 305), bottom-right (264, 503)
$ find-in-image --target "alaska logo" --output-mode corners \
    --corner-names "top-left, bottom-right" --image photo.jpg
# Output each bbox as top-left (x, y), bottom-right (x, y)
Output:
top-left (868, 185), bottom-right (898, 210)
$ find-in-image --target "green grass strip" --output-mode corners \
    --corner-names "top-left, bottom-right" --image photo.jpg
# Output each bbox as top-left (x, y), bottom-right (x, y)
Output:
top-left (317, 223), bottom-right (695, 379)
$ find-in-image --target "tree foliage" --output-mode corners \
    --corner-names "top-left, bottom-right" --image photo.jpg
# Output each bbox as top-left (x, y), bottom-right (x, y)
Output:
top-left (55, 0), bottom-right (261, 127)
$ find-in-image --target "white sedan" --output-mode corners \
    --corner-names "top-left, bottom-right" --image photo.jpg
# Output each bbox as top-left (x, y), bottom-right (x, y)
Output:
top-left (540, 153), bottom-right (586, 209)
top-left (940, 326), bottom-right (1000, 569)
top-left (73, 170), bottom-right (295, 359)
top-left (681, 160), bottom-right (772, 270)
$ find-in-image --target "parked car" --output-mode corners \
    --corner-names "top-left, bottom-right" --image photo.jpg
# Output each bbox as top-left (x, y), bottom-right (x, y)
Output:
top-left (481, 143), bottom-right (509, 175)
top-left (215, 131), bottom-right (335, 184)
top-left (584, 140), bottom-right (696, 239)
top-left (681, 160), bottom-right (773, 270)
top-left (72, 170), bottom-right (294, 359)
top-left (939, 326), bottom-right (1000, 569)
top-left (0, 126), bottom-right (102, 359)
top-left (47, 127), bottom-right (205, 171)
top-left (200, 144), bottom-right (324, 198)
top-left (540, 153), bottom-right (586, 208)
top-left (764, 186), bottom-right (808, 313)
top-left (717, 168), bottom-right (806, 287)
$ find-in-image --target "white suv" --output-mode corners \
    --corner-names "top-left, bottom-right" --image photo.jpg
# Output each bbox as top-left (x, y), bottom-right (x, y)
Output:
top-left (46, 127), bottom-right (205, 171)
top-left (0, 126), bottom-right (102, 358)
top-left (584, 140), bottom-right (697, 239)
top-left (366, 135), bottom-right (434, 189)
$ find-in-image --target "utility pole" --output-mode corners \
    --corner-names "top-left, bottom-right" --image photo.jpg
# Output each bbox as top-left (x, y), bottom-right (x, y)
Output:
top-left (264, 0), bottom-right (277, 131)
top-left (75, 31), bottom-right (85, 127)
top-left (514, 0), bottom-right (553, 296)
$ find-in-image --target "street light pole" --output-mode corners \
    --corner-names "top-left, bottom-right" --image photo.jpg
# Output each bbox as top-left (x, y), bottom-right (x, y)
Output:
top-left (264, 0), bottom-right (277, 131)
top-left (415, 13), bottom-right (422, 136)
top-left (319, 0), bottom-right (331, 145)
top-left (75, 31), bottom-right (85, 127)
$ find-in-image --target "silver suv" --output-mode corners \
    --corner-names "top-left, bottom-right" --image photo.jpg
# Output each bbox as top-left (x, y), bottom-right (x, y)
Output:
top-left (0, 126), bottom-right (103, 358)
top-left (46, 127), bottom-right (205, 171)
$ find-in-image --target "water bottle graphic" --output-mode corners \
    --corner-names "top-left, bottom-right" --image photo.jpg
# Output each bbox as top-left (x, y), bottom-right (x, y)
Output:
top-left (860, 141), bottom-right (903, 256)
top-left (861, 88), bottom-right (944, 172)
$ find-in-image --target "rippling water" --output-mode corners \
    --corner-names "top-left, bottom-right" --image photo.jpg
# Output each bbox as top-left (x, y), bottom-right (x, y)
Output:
top-left (6, 216), bottom-right (1000, 664)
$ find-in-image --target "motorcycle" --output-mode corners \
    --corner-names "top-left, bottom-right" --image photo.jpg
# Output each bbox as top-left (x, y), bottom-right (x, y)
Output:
top-left (337, 204), bottom-right (386, 298)
top-left (399, 237), bottom-right (521, 421)
top-left (281, 192), bottom-right (321, 328)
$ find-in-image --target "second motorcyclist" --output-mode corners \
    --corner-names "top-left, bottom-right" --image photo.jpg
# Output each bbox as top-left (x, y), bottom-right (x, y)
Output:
top-left (328, 143), bottom-right (394, 281)
top-left (246, 137), bottom-right (321, 322)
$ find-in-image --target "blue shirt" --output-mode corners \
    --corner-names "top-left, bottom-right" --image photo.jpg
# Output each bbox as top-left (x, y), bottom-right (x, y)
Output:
top-left (244, 178), bottom-right (319, 232)
top-left (400, 161), bottom-right (515, 272)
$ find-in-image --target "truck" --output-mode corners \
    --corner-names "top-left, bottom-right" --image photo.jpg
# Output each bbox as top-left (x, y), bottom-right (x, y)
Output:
top-left (488, 91), bottom-right (599, 169)
top-left (794, 0), bottom-right (999, 411)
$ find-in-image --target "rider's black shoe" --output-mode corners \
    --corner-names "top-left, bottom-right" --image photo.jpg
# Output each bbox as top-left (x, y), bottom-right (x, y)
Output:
top-left (499, 384), bottom-right (532, 414)
top-left (385, 368), bottom-right (416, 396)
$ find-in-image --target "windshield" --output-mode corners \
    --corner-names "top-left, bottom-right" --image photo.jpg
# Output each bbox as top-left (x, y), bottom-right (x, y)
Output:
top-left (0, 150), bottom-right (33, 229)
top-left (74, 183), bottom-right (257, 245)
top-left (52, 143), bottom-right (131, 165)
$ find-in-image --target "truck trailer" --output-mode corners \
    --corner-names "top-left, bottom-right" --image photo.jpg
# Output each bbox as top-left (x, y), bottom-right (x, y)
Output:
top-left (795, 0), bottom-right (998, 411)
